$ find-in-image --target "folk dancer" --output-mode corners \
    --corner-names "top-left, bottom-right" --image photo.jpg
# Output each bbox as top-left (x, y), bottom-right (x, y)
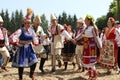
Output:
top-left (31, 14), bottom-right (48, 73)
top-left (62, 25), bottom-right (76, 70)
top-left (9, 8), bottom-right (38, 80)
top-left (48, 13), bottom-right (74, 72)
top-left (99, 17), bottom-right (118, 74)
top-left (82, 15), bottom-right (102, 80)
top-left (0, 15), bottom-right (10, 71)
top-left (75, 17), bottom-right (85, 72)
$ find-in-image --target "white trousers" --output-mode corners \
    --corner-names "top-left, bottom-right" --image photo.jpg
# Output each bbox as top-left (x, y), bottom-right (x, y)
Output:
top-left (75, 45), bottom-right (83, 67)
top-left (51, 43), bottom-right (62, 69)
top-left (0, 46), bottom-right (10, 67)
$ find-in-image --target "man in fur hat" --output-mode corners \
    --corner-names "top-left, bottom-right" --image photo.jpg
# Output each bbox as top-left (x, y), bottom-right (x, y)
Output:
top-left (31, 14), bottom-right (47, 73)
top-left (48, 13), bottom-right (74, 72)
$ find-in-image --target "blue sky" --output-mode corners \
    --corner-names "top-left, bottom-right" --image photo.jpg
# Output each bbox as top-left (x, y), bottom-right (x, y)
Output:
top-left (0, 0), bottom-right (113, 22)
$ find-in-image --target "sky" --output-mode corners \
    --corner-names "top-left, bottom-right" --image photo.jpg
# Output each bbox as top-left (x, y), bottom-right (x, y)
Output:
top-left (0, 0), bottom-right (113, 22)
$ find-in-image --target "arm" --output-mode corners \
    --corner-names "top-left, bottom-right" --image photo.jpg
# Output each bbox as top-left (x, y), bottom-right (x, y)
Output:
top-left (32, 30), bottom-right (39, 46)
top-left (9, 29), bottom-right (22, 44)
top-left (92, 28), bottom-right (102, 49)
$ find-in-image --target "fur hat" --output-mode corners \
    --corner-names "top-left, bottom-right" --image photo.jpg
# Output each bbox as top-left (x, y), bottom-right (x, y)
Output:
top-left (50, 13), bottom-right (57, 21)
top-left (77, 17), bottom-right (84, 23)
top-left (0, 16), bottom-right (3, 22)
top-left (23, 8), bottom-right (33, 23)
top-left (33, 14), bottom-right (41, 24)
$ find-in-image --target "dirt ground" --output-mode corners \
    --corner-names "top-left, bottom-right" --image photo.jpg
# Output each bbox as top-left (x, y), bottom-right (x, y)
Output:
top-left (0, 57), bottom-right (120, 80)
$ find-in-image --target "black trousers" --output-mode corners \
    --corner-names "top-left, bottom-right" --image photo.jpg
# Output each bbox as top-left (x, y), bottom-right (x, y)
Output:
top-left (18, 63), bottom-right (37, 79)
top-left (39, 45), bottom-right (49, 71)
top-left (118, 47), bottom-right (120, 68)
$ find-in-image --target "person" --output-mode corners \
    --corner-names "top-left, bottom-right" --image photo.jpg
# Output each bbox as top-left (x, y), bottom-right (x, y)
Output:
top-left (62, 25), bottom-right (76, 71)
top-left (74, 17), bottom-right (85, 72)
top-left (9, 8), bottom-right (38, 80)
top-left (48, 13), bottom-right (74, 72)
top-left (114, 21), bottom-right (120, 74)
top-left (82, 14), bottom-right (102, 80)
top-left (31, 14), bottom-right (48, 73)
top-left (0, 15), bottom-right (10, 71)
top-left (99, 17), bottom-right (118, 74)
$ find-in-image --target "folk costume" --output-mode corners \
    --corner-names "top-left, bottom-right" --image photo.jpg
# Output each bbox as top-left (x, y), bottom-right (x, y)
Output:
top-left (99, 17), bottom-right (118, 70)
top-left (83, 15), bottom-right (102, 80)
top-left (48, 13), bottom-right (72, 72)
top-left (75, 17), bottom-right (85, 72)
top-left (31, 14), bottom-right (48, 73)
top-left (9, 8), bottom-right (38, 80)
top-left (0, 15), bottom-right (10, 71)
top-left (62, 26), bottom-right (76, 70)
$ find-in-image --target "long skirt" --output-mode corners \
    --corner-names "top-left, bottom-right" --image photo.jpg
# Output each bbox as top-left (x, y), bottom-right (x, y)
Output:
top-left (82, 37), bottom-right (97, 68)
top-left (99, 40), bottom-right (118, 68)
top-left (62, 41), bottom-right (75, 62)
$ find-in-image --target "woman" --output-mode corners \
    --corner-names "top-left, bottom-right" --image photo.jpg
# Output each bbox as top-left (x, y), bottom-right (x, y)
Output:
top-left (82, 15), bottom-right (102, 80)
top-left (62, 25), bottom-right (76, 70)
top-left (99, 17), bottom-right (118, 74)
top-left (9, 9), bottom-right (38, 80)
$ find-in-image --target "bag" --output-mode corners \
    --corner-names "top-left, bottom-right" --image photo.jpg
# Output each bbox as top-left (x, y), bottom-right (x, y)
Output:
top-left (32, 44), bottom-right (46, 54)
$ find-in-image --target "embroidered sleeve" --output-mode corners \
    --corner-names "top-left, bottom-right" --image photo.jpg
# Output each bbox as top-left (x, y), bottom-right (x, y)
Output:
top-left (4, 30), bottom-right (9, 46)
top-left (32, 30), bottom-right (39, 46)
top-left (61, 30), bottom-right (72, 40)
top-left (59, 24), bottom-right (64, 32)
top-left (92, 28), bottom-right (102, 48)
top-left (9, 29), bottom-right (22, 44)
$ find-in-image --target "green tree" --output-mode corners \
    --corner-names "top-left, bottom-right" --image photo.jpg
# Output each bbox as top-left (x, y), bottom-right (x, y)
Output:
top-left (72, 14), bottom-right (77, 30)
top-left (40, 14), bottom-right (48, 34)
top-left (61, 11), bottom-right (67, 25)
top-left (4, 9), bottom-right (10, 30)
top-left (96, 0), bottom-right (117, 29)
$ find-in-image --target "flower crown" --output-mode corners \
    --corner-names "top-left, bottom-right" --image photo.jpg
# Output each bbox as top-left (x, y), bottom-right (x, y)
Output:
top-left (86, 14), bottom-right (94, 22)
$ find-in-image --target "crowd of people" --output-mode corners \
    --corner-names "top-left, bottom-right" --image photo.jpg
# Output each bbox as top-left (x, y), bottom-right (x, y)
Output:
top-left (0, 8), bottom-right (120, 80)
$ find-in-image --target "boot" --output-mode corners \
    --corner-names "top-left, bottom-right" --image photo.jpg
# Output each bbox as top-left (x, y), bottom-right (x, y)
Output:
top-left (30, 63), bottom-right (36, 80)
top-left (51, 55), bottom-right (56, 72)
top-left (72, 62), bottom-right (76, 70)
top-left (58, 60), bottom-right (62, 68)
top-left (64, 62), bottom-right (68, 70)
top-left (19, 74), bottom-right (23, 80)
top-left (39, 58), bottom-right (46, 73)
top-left (18, 67), bottom-right (24, 80)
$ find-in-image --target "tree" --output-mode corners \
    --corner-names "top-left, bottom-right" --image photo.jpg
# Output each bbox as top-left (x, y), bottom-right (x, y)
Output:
top-left (4, 9), bottom-right (10, 30)
top-left (96, 0), bottom-right (117, 29)
top-left (40, 14), bottom-right (48, 34)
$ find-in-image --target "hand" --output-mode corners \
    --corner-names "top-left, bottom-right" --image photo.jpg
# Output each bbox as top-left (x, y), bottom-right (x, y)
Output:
top-left (16, 43), bottom-right (23, 47)
top-left (70, 39), bottom-right (76, 44)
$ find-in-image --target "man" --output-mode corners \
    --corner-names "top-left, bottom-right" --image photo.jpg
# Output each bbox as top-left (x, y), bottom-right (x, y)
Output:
top-left (31, 14), bottom-right (47, 73)
top-left (0, 15), bottom-right (10, 71)
top-left (75, 17), bottom-right (85, 72)
top-left (48, 13), bottom-right (74, 72)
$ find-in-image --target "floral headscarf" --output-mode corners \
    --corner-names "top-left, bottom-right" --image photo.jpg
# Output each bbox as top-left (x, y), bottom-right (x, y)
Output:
top-left (86, 14), bottom-right (94, 23)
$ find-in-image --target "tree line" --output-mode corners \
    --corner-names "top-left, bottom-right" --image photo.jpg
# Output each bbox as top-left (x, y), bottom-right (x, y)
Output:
top-left (0, 10), bottom-right (77, 35)
top-left (0, 0), bottom-right (117, 34)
